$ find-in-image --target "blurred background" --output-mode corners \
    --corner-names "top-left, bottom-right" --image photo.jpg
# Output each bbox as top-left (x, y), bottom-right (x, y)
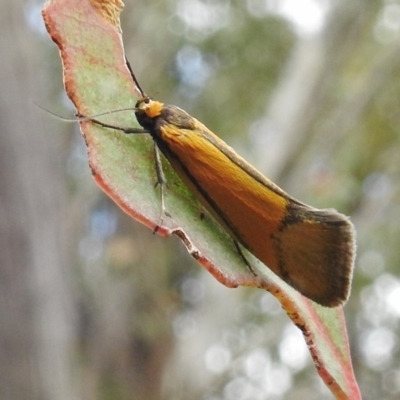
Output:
top-left (1, 0), bottom-right (400, 399)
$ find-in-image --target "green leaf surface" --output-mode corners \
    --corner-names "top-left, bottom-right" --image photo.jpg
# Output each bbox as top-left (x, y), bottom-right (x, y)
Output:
top-left (42, 0), bottom-right (361, 398)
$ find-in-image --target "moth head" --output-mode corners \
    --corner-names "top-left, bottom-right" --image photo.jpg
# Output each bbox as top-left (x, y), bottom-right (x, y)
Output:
top-left (134, 97), bottom-right (164, 130)
top-left (135, 97), bottom-right (164, 119)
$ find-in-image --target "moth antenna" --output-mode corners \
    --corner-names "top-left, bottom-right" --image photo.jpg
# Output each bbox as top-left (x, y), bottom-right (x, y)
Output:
top-left (125, 58), bottom-right (147, 98)
top-left (33, 102), bottom-right (79, 123)
top-left (75, 107), bottom-right (138, 120)
top-left (34, 101), bottom-right (138, 122)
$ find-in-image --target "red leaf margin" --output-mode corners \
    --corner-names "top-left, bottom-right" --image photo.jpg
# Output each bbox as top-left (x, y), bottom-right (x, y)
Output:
top-left (42, 0), bottom-right (361, 398)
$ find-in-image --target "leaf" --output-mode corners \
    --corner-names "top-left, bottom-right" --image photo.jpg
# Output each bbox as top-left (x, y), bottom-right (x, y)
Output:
top-left (42, 0), bottom-right (361, 398)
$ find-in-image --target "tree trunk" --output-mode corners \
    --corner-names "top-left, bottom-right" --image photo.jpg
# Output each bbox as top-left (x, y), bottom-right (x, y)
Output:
top-left (0, 1), bottom-right (78, 399)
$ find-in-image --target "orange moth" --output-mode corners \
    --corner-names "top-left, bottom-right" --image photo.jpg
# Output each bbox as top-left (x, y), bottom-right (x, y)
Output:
top-left (91, 62), bottom-right (356, 307)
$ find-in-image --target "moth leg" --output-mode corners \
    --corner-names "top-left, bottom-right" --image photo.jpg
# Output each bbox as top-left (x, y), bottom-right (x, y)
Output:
top-left (153, 143), bottom-right (171, 233)
top-left (87, 116), bottom-right (169, 231)
top-left (86, 117), bottom-right (148, 134)
top-left (233, 241), bottom-right (257, 276)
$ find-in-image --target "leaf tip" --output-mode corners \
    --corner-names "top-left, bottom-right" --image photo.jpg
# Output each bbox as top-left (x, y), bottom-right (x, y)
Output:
top-left (89, 0), bottom-right (124, 30)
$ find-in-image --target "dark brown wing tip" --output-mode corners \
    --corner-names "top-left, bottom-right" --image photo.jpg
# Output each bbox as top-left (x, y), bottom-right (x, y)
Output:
top-left (277, 205), bottom-right (357, 308)
top-left (308, 209), bottom-right (356, 307)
